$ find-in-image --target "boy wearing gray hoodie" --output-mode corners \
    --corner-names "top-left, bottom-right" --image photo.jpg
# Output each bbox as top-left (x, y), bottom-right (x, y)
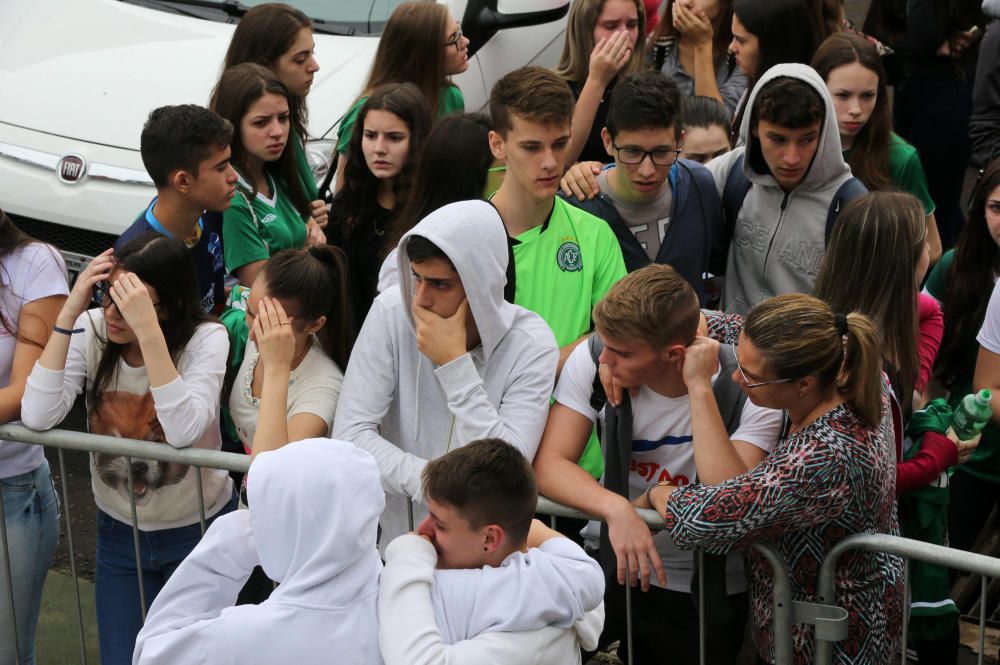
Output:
top-left (332, 200), bottom-right (559, 548)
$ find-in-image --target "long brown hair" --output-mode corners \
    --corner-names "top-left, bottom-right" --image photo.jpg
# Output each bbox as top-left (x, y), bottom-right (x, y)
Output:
top-left (556, 0), bottom-right (648, 83)
top-left (223, 3), bottom-right (312, 141)
top-left (811, 32), bottom-right (892, 191)
top-left (745, 293), bottom-right (884, 427)
top-left (936, 158), bottom-right (1000, 387)
top-left (814, 192), bottom-right (925, 403)
top-left (358, 2), bottom-right (454, 116)
top-left (653, 0), bottom-right (734, 65)
top-left (209, 63), bottom-right (311, 218)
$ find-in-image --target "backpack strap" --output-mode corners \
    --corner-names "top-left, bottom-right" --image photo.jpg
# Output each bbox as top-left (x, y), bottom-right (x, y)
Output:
top-left (825, 176), bottom-right (867, 244)
top-left (588, 333), bottom-right (608, 413)
top-left (721, 153), bottom-right (752, 240)
top-left (712, 343), bottom-right (749, 435)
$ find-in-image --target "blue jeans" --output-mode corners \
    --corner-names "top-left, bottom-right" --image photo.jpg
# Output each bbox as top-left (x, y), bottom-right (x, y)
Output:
top-left (0, 459), bottom-right (60, 665)
top-left (95, 490), bottom-right (237, 665)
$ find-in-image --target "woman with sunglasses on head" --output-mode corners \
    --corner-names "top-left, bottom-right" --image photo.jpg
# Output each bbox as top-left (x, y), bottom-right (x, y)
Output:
top-left (0, 210), bottom-right (68, 665)
top-left (812, 32), bottom-right (943, 264)
top-left (557, 0), bottom-right (649, 165)
top-left (22, 234), bottom-right (235, 665)
top-left (627, 293), bottom-right (903, 665)
top-left (328, 83), bottom-right (431, 332)
top-left (650, 0), bottom-right (746, 115)
top-left (222, 2), bottom-right (328, 230)
top-left (211, 64), bottom-right (325, 290)
top-left (332, 1), bottom-right (468, 189)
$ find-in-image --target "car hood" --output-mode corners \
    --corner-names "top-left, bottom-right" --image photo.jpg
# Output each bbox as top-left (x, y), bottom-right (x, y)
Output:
top-left (0, 0), bottom-right (377, 150)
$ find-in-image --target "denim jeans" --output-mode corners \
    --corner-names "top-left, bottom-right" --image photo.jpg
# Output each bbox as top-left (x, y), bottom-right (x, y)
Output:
top-left (0, 458), bottom-right (60, 665)
top-left (94, 490), bottom-right (237, 665)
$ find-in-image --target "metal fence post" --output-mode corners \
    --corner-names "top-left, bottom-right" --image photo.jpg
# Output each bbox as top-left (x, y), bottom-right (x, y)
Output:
top-left (979, 576), bottom-right (987, 665)
top-left (58, 448), bottom-right (88, 665)
top-left (751, 543), bottom-right (796, 665)
top-left (0, 486), bottom-right (22, 665)
top-left (125, 456), bottom-right (147, 622)
top-left (698, 549), bottom-right (706, 665)
top-left (901, 558), bottom-right (909, 665)
top-left (624, 561), bottom-right (633, 665)
top-left (195, 469), bottom-right (207, 536)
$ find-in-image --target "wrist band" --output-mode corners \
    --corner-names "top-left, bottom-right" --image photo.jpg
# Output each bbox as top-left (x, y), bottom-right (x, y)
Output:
top-left (645, 480), bottom-right (673, 507)
top-left (53, 325), bottom-right (85, 336)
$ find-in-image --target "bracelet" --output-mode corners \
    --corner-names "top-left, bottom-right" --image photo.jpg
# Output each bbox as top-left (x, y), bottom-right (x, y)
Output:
top-left (645, 480), bottom-right (673, 507)
top-left (53, 325), bottom-right (85, 336)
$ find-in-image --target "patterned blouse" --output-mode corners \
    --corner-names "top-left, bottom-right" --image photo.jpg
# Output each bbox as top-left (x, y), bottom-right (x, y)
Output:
top-left (662, 310), bottom-right (904, 665)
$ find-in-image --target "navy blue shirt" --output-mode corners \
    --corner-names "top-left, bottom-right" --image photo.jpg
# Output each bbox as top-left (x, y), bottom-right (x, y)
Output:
top-left (116, 199), bottom-right (225, 314)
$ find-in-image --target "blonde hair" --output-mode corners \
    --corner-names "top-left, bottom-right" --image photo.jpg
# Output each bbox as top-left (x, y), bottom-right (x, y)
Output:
top-left (555, 0), bottom-right (648, 84)
top-left (745, 294), bottom-right (884, 427)
top-left (592, 264), bottom-right (700, 348)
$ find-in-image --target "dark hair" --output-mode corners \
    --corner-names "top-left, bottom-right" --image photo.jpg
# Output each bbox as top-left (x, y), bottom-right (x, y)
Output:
top-left (90, 234), bottom-right (211, 408)
top-left (140, 105), bottom-right (233, 188)
top-left (751, 77), bottom-right (825, 129)
top-left (606, 70), bottom-right (682, 139)
top-left (359, 1), bottom-right (454, 116)
top-left (733, 0), bottom-right (822, 81)
top-left (682, 95), bottom-right (732, 130)
top-left (490, 67), bottom-right (575, 137)
top-left (384, 113), bottom-right (492, 257)
top-left (0, 210), bottom-right (60, 342)
top-left (209, 63), bottom-right (311, 218)
top-left (260, 246), bottom-right (353, 368)
top-left (745, 293), bottom-right (884, 427)
top-left (936, 158), bottom-right (1000, 387)
top-left (422, 438), bottom-right (537, 547)
top-left (654, 0), bottom-right (734, 64)
top-left (864, 0), bottom-right (983, 55)
top-left (339, 83), bottom-right (432, 236)
top-left (223, 3), bottom-right (313, 141)
top-left (814, 192), bottom-right (926, 403)
top-left (811, 32), bottom-right (892, 191)
top-left (405, 235), bottom-right (453, 269)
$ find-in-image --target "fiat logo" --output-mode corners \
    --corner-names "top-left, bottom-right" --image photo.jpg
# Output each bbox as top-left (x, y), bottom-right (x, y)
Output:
top-left (57, 154), bottom-right (86, 184)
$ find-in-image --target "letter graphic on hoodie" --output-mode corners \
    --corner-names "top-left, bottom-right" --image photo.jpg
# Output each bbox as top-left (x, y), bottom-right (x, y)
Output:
top-left (332, 200), bottom-right (560, 547)
top-left (706, 63), bottom-right (865, 315)
top-left (132, 438), bottom-right (384, 665)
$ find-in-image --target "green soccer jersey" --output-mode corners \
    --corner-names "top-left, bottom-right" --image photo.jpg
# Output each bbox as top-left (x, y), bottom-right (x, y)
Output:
top-left (510, 197), bottom-right (627, 477)
top-left (223, 173), bottom-right (308, 274)
top-left (336, 84), bottom-right (465, 154)
top-left (292, 130), bottom-right (319, 200)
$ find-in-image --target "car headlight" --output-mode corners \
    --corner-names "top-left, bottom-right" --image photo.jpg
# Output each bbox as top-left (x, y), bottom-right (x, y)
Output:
top-left (305, 139), bottom-right (337, 185)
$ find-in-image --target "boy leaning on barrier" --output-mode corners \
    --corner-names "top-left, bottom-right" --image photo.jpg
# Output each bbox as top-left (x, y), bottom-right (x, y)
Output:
top-left (378, 438), bottom-right (605, 665)
top-left (532, 264), bottom-right (783, 665)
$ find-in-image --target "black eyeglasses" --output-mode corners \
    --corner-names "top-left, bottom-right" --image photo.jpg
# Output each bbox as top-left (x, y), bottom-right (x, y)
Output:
top-left (731, 345), bottom-right (795, 389)
top-left (612, 142), bottom-right (682, 166)
top-left (443, 26), bottom-right (463, 50)
top-left (92, 281), bottom-right (160, 309)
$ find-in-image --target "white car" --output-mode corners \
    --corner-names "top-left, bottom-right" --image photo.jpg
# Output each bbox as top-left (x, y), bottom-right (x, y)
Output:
top-left (0, 0), bottom-right (569, 272)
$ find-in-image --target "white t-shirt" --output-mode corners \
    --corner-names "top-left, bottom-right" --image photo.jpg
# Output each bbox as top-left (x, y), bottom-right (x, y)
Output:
top-left (0, 243), bottom-right (69, 478)
top-left (229, 339), bottom-right (343, 454)
top-left (977, 279), bottom-right (1000, 354)
top-left (554, 342), bottom-right (783, 593)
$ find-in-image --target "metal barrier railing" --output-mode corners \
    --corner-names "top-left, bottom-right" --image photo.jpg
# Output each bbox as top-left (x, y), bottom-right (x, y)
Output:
top-left (12, 425), bottom-right (989, 665)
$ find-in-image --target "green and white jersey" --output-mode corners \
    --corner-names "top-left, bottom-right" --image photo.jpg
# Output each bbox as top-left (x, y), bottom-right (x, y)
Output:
top-left (223, 172), bottom-right (308, 274)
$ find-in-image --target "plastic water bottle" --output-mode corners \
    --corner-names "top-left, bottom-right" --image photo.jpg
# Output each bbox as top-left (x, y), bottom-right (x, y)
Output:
top-left (952, 390), bottom-right (993, 440)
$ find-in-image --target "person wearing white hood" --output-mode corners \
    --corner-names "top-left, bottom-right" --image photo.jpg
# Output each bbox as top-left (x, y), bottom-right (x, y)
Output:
top-left (379, 438), bottom-right (605, 665)
top-left (332, 199), bottom-right (559, 547)
top-left (707, 63), bottom-right (867, 315)
top-left (132, 438), bottom-right (384, 665)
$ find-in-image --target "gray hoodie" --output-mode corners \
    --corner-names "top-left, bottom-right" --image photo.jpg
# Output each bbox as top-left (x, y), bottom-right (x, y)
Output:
top-left (332, 200), bottom-right (559, 546)
top-left (707, 63), bottom-right (854, 314)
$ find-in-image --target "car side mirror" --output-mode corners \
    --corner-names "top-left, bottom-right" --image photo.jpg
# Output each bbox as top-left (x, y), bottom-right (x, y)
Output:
top-left (462, 0), bottom-right (570, 57)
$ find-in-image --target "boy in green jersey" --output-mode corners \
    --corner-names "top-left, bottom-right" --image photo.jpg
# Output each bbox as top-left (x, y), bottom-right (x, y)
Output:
top-left (488, 67), bottom-right (627, 481)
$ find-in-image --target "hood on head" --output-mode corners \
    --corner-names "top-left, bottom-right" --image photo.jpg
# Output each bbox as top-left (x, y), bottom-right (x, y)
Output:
top-left (396, 200), bottom-right (517, 362)
top-left (737, 63), bottom-right (850, 191)
top-left (247, 438), bottom-right (383, 604)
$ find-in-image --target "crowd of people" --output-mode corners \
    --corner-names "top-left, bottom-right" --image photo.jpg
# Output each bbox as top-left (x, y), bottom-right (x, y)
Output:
top-left (1, 0), bottom-right (1000, 664)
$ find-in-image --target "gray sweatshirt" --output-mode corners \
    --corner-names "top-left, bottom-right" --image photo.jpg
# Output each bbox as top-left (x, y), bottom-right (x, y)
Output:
top-left (332, 200), bottom-right (559, 546)
top-left (708, 63), bottom-right (854, 314)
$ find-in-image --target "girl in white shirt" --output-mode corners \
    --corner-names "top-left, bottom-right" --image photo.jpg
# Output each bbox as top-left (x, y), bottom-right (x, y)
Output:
top-left (21, 232), bottom-right (235, 665)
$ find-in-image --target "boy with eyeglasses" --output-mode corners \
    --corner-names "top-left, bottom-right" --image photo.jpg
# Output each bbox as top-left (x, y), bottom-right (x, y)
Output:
top-left (560, 71), bottom-right (726, 305)
top-left (533, 264), bottom-right (782, 665)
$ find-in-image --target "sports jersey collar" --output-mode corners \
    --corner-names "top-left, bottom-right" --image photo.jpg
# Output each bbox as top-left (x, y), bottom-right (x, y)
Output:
top-left (145, 197), bottom-right (204, 241)
top-left (488, 196), bottom-right (557, 246)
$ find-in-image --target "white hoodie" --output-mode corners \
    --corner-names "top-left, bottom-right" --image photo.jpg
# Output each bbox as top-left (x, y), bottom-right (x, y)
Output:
top-left (332, 200), bottom-right (559, 546)
top-left (379, 534), bottom-right (605, 665)
top-left (132, 438), bottom-right (384, 665)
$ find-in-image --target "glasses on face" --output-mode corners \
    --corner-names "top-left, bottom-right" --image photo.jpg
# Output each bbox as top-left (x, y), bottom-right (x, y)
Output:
top-left (443, 26), bottom-right (463, 50)
top-left (731, 344), bottom-right (795, 389)
top-left (92, 281), bottom-right (160, 309)
top-left (612, 142), bottom-right (682, 166)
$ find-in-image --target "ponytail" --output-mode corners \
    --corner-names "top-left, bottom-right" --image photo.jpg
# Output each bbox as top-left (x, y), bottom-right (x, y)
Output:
top-left (306, 245), bottom-right (353, 368)
top-left (745, 294), bottom-right (884, 427)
